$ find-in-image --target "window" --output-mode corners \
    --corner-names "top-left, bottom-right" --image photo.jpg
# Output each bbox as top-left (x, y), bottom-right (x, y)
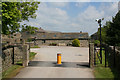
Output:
top-left (42, 35), bottom-right (46, 38)
top-left (79, 34), bottom-right (83, 37)
top-left (54, 35), bottom-right (57, 37)
top-left (64, 34), bottom-right (69, 37)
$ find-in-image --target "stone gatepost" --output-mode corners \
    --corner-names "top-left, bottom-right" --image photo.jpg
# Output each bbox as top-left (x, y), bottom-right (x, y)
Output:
top-left (15, 38), bottom-right (20, 43)
top-left (89, 43), bottom-right (94, 68)
top-left (22, 44), bottom-right (29, 67)
top-left (22, 39), bottom-right (25, 45)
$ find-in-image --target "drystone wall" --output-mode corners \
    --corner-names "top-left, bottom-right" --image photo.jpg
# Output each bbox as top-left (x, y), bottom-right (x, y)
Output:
top-left (36, 40), bottom-right (89, 47)
top-left (2, 44), bottom-right (29, 72)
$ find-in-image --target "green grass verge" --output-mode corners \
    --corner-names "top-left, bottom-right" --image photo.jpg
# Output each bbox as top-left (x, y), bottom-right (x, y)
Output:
top-left (2, 65), bottom-right (24, 78)
top-left (31, 46), bottom-right (40, 48)
top-left (94, 66), bottom-right (114, 78)
top-left (94, 50), bottom-right (118, 78)
top-left (29, 52), bottom-right (37, 60)
top-left (2, 52), bottom-right (37, 78)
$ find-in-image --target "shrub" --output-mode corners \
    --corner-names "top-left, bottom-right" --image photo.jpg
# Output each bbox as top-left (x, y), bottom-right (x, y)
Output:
top-left (49, 43), bottom-right (57, 46)
top-left (94, 40), bottom-right (100, 47)
top-left (31, 46), bottom-right (40, 48)
top-left (72, 39), bottom-right (80, 47)
top-left (27, 38), bottom-right (32, 42)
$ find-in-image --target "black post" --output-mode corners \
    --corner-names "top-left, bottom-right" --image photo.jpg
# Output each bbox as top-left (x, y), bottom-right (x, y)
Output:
top-left (12, 46), bottom-right (14, 64)
top-left (94, 46), bottom-right (96, 65)
top-left (113, 45), bottom-right (116, 67)
top-left (34, 37), bottom-right (36, 45)
top-left (105, 45), bottom-right (107, 67)
top-left (29, 41), bottom-right (30, 53)
top-left (99, 23), bottom-right (102, 64)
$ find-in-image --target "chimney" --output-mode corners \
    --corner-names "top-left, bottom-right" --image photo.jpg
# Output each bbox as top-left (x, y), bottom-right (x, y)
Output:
top-left (80, 31), bottom-right (82, 33)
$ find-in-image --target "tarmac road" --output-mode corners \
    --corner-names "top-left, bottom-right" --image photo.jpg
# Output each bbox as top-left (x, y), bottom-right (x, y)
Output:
top-left (15, 46), bottom-right (94, 78)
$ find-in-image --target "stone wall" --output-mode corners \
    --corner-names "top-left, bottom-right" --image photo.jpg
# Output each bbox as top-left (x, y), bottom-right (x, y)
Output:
top-left (80, 40), bottom-right (89, 47)
top-left (2, 38), bottom-right (21, 44)
top-left (2, 44), bottom-right (29, 72)
top-left (2, 48), bottom-right (13, 72)
top-left (36, 40), bottom-right (89, 47)
top-left (2, 33), bottom-right (22, 43)
top-left (26, 42), bottom-right (35, 47)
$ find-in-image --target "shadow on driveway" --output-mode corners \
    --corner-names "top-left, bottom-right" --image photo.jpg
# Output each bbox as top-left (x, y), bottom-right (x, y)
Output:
top-left (28, 61), bottom-right (89, 68)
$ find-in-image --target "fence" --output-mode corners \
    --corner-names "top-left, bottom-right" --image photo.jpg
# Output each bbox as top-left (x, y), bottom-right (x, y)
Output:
top-left (93, 43), bottom-right (120, 77)
top-left (103, 44), bottom-right (120, 70)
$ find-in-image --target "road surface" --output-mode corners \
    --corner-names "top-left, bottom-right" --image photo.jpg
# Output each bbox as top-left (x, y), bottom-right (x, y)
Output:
top-left (15, 46), bottom-right (94, 78)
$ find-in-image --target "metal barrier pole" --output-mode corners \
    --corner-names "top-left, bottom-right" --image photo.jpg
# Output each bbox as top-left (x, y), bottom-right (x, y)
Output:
top-left (57, 53), bottom-right (62, 65)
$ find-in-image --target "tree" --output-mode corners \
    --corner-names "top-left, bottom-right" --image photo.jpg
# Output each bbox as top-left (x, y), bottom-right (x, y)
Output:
top-left (21, 24), bottom-right (38, 34)
top-left (106, 11), bottom-right (120, 46)
top-left (2, 2), bottom-right (40, 35)
top-left (97, 21), bottom-right (111, 43)
top-left (94, 40), bottom-right (100, 47)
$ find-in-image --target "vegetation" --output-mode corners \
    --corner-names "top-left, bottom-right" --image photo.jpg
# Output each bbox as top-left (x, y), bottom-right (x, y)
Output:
top-left (94, 40), bottom-right (100, 47)
top-left (97, 21), bottom-right (110, 43)
top-left (94, 50), bottom-right (119, 78)
top-left (2, 2), bottom-right (40, 35)
top-left (29, 52), bottom-right (37, 60)
top-left (49, 43), bottom-right (57, 46)
top-left (21, 24), bottom-right (38, 34)
top-left (94, 66), bottom-right (114, 78)
top-left (94, 50), bottom-right (113, 78)
top-left (92, 8), bottom-right (120, 79)
top-left (106, 11), bottom-right (120, 46)
top-left (2, 52), bottom-right (37, 78)
top-left (94, 10), bottom-right (120, 46)
top-left (2, 65), bottom-right (23, 78)
top-left (31, 46), bottom-right (40, 48)
top-left (27, 38), bottom-right (33, 42)
top-left (72, 39), bottom-right (80, 47)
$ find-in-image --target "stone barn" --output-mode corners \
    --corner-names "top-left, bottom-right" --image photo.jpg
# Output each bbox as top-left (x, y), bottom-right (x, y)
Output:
top-left (22, 27), bottom-right (89, 47)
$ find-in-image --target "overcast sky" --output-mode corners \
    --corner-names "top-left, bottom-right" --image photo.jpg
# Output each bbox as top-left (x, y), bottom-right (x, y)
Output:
top-left (21, 2), bottom-right (118, 35)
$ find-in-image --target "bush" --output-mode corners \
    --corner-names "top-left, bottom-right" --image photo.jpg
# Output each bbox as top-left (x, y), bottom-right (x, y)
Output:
top-left (49, 43), bottom-right (57, 46)
top-left (94, 40), bottom-right (100, 47)
top-left (72, 39), bottom-right (80, 47)
top-left (27, 38), bottom-right (32, 42)
top-left (31, 46), bottom-right (40, 48)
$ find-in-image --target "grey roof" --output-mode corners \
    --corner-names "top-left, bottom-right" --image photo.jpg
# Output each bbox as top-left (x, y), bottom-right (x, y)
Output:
top-left (36, 27), bottom-right (46, 33)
